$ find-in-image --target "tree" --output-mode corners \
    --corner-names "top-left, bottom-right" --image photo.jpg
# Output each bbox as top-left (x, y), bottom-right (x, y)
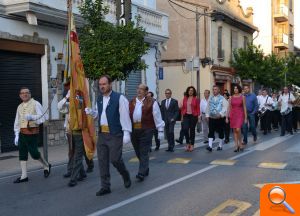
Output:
top-left (284, 53), bottom-right (300, 87)
top-left (230, 44), bottom-right (265, 81)
top-left (78, 0), bottom-right (149, 81)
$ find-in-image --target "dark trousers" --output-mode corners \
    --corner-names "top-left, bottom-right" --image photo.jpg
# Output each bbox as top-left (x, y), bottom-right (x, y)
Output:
top-left (242, 113), bottom-right (257, 144)
top-left (224, 121), bottom-right (230, 141)
top-left (66, 133), bottom-right (94, 174)
top-left (131, 129), bottom-right (154, 175)
top-left (178, 122), bottom-right (187, 143)
top-left (97, 132), bottom-right (129, 189)
top-left (292, 107), bottom-right (300, 130)
top-left (165, 121), bottom-right (176, 150)
top-left (19, 133), bottom-right (41, 161)
top-left (261, 110), bottom-right (271, 133)
top-left (182, 114), bottom-right (198, 145)
top-left (152, 129), bottom-right (160, 149)
top-left (255, 113), bottom-right (259, 128)
top-left (70, 134), bottom-right (86, 182)
top-left (281, 112), bottom-right (293, 135)
top-left (208, 118), bottom-right (225, 139)
top-left (270, 110), bottom-right (280, 129)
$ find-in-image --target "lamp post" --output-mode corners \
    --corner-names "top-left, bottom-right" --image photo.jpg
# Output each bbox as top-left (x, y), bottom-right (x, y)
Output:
top-left (284, 62), bottom-right (288, 86)
top-left (196, 8), bottom-right (200, 98)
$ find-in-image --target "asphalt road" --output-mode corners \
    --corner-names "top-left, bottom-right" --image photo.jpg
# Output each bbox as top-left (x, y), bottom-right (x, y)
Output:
top-left (1, 131), bottom-right (300, 216)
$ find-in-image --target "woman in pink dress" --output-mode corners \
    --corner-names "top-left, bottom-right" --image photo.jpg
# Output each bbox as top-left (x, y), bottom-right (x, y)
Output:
top-left (226, 85), bottom-right (247, 152)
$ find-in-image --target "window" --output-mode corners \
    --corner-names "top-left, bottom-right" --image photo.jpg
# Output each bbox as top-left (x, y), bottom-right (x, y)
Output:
top-left (217, 26), bottom-right (224, 60)
top-left (231, 30), bottom-right (238, 59)
top-left (243, 36), bottom-right (248, 49)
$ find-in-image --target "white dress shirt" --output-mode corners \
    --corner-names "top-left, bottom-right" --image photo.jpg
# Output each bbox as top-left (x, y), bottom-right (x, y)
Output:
top-left (258, 95), bottom-right (273, 110)
top-left (133, 97), bottom-right (165, 131)
top-left (278, 93), bottom-right (295, 113)
top-left (165, 98), bottom-right (171, 109)
top-left (200, 98), bottom-right (208, 115)
top-left (57, 97), bottom-right (69, 129)
top-left (94, 92), bottom-right (132, 133)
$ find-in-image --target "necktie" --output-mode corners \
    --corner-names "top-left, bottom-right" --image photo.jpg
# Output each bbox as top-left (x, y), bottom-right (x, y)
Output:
top-left (166, 99), bottom-right (170, 109)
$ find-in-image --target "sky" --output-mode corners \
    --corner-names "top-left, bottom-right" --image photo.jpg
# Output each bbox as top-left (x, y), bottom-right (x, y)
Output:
top-left (240, 0), bottom-right (300, 48)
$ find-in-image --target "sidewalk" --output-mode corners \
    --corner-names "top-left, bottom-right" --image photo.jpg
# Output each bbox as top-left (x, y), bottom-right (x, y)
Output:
top-left (0, 123), bottom-right (203, 178)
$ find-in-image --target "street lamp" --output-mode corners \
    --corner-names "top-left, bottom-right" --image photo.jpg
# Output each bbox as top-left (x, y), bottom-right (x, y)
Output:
top-left (284, 62), bottom-right (288, 86)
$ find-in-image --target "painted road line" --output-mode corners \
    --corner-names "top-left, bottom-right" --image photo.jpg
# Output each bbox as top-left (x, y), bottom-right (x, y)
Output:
top-left (210, 159), bottom-right (236, 166)
top-left (167, 158), bottom-right (192, 164)
top-left (205, 199), bottom-right (252, 216)
top-left (257, 162), bottom-right (287, 170)
top-left (251, 134), bottom-right (292, 151)
top-left (87, 134), bottom-right (296, 216)
top-left (87, 165), bottom-right (218, 216)
top-left (252, 210), bottom-right (260, 216)
top-left (129, 156), bottom-right (155, 163)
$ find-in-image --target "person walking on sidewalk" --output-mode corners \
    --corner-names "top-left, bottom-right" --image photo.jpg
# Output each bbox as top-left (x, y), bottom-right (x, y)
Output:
top-left (242, 85), bottom-right (258, 145)
top-left (13, 87), bottom-right (51, 183)
top-left (223, 92), bottom-right (231, 143)
top-left (129, 84), bottom-right (165, 181)
top-left (200, 90), bottom-right (210, 144)
top-left (278, 86), bottom-right (295, 136)
top-left (147, 91), bottom-right (160, 151)
top-left (258, 89), bottom-right (273, 135)
top-left (161, 89), bottom-right (179, 152)
top-left (58, 85), bottom-right (94, 179)
top-left (85, 75), bottom-right (132, 196)
top-left (205, 85), bottom-right (228, 152)
top-left (181, 86), bottom-right (200, 152)
top-left (227, 85), bottom-right (247, 152)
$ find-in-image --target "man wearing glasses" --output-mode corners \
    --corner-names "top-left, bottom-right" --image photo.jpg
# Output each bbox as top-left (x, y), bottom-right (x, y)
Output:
top-left (13, 87), bottom-right (51, 183)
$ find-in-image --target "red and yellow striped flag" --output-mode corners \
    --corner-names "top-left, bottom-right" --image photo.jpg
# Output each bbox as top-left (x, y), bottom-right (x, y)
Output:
top-left (68, 11), bottom-right (96, 160)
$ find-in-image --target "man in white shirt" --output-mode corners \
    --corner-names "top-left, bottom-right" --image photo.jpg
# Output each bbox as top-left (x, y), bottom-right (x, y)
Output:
top-left (200, 90), bottom-right (210, 144)
top-left (129, 84), bottom-right (165, 181)
top-left (85, 75), bottom-right (132, 196)
top-left (13, 87), bottom-right (51, 183)
top-left (278, 86), bottom-right (295, 136)
top-left (257, 89), bottom-right (273, 135)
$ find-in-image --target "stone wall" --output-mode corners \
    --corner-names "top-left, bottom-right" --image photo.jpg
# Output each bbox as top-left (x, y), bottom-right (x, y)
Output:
top-left (47, 120), bottom-right (66, 146)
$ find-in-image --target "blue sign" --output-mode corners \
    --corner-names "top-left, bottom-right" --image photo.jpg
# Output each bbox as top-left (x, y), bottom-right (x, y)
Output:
top-left (159, 67), bottom-right (163, 80)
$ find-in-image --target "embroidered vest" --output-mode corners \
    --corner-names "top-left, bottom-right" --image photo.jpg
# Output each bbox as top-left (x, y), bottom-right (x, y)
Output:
top-left (209, 95), bottom-right (223, 117)
top-left (18, 98), bottom-right (38, 128)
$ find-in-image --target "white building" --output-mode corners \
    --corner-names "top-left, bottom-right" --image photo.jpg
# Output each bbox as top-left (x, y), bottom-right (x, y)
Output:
top-left (0, 0), bottom-right (168, 152)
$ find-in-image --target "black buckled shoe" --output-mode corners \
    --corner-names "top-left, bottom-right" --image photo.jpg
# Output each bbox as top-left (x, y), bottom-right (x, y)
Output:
top-left (44, 164), bottom-right (52, 178)
top-left (86, 167), bottom-right (93, 173)
top-left (68, 180), bottom-right (77, 187)
top-left (217, 147), bottom-right (222, 151)
top-left (206, 146), bottom-right (212, 152)
top-left (136, 173), bottom-right (144, 182)
top-left (63, 172), bottom-right (71, 178)
top-left (96, 188), bottom-right (111, 196)
top-left (13, 177), bottom-right (29, 184)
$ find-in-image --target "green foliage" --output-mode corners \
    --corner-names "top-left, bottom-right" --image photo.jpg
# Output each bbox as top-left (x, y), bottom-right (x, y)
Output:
top-left (78, 0), bottom-right (149, 81)
top-left (231, 43), bottom-right (300, 90)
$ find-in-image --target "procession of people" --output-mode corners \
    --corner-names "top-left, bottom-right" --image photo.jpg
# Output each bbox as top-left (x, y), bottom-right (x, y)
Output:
top-left (12, 78), bottom-right (300, 197)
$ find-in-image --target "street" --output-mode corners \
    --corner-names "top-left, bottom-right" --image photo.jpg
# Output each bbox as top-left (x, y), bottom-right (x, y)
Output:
top-left (1, 130), bottom-right (300, 216)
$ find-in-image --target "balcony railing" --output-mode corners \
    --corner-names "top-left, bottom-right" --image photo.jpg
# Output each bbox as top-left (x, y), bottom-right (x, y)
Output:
top-left (274, 33), bottom-right (289, 48)
top-left (274, 4), bottom-right (289, 22)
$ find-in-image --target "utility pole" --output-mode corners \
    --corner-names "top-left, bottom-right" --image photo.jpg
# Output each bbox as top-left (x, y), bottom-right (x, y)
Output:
top-left (196, 7), bottom-right (200, 98)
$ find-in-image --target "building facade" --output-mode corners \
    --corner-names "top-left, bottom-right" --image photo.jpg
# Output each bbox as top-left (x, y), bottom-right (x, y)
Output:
top-left (251, 0), bottom-right (294, 56)
top-left (157, 0), bottom-right (257, 101)
top-left (0, 0), bottom-right (168, 152)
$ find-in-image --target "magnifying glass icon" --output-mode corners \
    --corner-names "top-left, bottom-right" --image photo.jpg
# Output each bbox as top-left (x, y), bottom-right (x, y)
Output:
top-left (268, 186), bottom-right (295, 214)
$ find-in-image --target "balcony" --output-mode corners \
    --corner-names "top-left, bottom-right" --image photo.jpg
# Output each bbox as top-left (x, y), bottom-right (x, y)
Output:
top-left (273, 4), bottom-right (289, 22)
top-left (274, 33), bottom-right (289, 49)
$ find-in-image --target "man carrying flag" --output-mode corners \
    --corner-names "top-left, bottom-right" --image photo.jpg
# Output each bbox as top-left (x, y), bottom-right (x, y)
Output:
top-left (66, 5), bottom-right (96, 187)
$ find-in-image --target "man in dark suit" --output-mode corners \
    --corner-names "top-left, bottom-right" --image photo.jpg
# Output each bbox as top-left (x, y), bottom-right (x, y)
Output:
top-left (161, 89), bottom-right (179, 152)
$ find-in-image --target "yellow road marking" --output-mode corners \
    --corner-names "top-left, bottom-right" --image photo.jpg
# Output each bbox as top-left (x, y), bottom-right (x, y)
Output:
top-left (257, 162), bottom-right (287, 170)
top-left (129, 156), bottom-right (155, 162)
top-left (167, 158), bottom-right (191, 164)
top-left (210, 159), bottom-right (237, 166)
top-left (252, 210), bottom-right (260, 216)
top-left (205, 199), bottom-right (252, 216)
